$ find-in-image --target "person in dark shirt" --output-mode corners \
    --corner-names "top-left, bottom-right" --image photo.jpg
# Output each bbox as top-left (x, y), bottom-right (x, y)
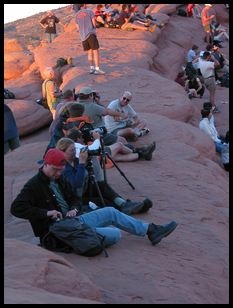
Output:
top-left (40, 11), bottom-right (64, 43)
top-left (4, 104), bottom-right (20, 154)
top-left (11, 148), bottom-right (178, 248)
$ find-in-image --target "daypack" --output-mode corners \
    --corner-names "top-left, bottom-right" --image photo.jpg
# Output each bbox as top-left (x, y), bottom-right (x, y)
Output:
top-left (177, 8), bottom-right (187, 17)
top-left (219, 72), bottom-right (229, 88)
top-left (42, 217), bottom-right (108, 257)
top-left (4, 88), bottom-right (15, 99)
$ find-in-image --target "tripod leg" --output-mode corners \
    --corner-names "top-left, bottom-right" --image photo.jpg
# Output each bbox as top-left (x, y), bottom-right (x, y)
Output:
top-left (90, 176), bottom-right (106, 206)
top-left (106, 153), bottom-right (135, 190)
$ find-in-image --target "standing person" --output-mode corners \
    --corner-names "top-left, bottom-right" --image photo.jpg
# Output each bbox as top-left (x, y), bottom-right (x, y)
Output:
top-left (42, 67), bottom-right (63, 119)
top-left (201, 4), bottom-right (215, 44)
top-left (74, 4), bottom-right (105, 75)
top-left (199, 51), bottom-right (220, 113)
top-left (39, 10), bottom-right (64, 43)
top-left (4, 104), bottom-right (20, 154)
top-left (11, 148), bottom-right (178, 249)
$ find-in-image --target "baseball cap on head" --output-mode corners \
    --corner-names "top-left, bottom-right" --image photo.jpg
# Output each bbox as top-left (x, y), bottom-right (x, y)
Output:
top-left (205, 4), bottom-right (212, 7)
top-left (44, 149), bottom-right (67, 168)
top-left (79, 87), bottom-right (93, 95)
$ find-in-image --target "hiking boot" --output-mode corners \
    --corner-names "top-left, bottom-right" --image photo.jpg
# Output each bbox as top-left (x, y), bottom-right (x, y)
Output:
top-left (148, 24), bottom-right (157, 33)
top-left (121, 200), bottom-right (145, 215)
top-left (140, 198), bottom-right (153, 213)
top-left (94, 69), bottom-right (105, 75)
top-left (136, 141), bottom-right (156, 161)
top-left (147, 221), bottom-right (178, 245)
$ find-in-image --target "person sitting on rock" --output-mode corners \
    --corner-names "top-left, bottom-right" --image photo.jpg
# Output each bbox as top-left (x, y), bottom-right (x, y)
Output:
top-left (56, 137), bottom-right (154, 215)
top-left (11, 148), bottom-right (178, 250)
top-left (185, 73), bottom-right (205, 99)
top-left (221, 131), bottom-right (229, 172)
top-left (199, 108), bottom-right (227, 154)
top-left (76, 87), bottom-right (128, 146)
top-left (105, 91), bottom-right (150, 142)
top-left (49, 89), bottom-right (76, 137)
top-left (4, 103), bottom-right (20, 154)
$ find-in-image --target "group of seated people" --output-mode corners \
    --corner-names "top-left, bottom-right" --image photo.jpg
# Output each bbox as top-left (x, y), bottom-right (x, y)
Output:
top-left (92, 4), bottom-right (163, 32)
top-left (10, 70), bottom-right (179, 252)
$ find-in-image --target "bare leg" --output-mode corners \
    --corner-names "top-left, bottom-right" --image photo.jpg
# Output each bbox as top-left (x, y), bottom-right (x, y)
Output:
top-left (209, 88), bottom-right (216, 108)
top-left (93, 49), bottom-right (99, 68)
top-left (114, 153), bottom-right (139, 162)
top-left (116, 136), bottom-right (127, 144)
top-left (117, 127), bottom-right (137, 140)
top-left (88, 49), bottom-right (94, 66)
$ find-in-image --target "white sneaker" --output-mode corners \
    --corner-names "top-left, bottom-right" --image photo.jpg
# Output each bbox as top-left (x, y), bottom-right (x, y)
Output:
top-left (94, 69), bottom-right (105, 75)
top-left (139, 128), bottom-right (150, 137)
top-left (89, 68), bottom-right (95, 74)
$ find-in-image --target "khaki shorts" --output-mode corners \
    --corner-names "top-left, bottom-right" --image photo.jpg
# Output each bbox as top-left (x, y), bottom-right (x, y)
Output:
top-left (203, 24), bottom-right (211, 33)
top-left (204, 77), bottom-right (216, 92)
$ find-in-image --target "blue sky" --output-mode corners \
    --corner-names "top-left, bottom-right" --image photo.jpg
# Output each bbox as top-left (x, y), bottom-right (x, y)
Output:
top-left (4, 4), bottom-right (68, 24)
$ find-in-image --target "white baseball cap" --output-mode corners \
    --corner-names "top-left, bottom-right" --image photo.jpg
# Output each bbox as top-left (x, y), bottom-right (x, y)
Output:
top-left (205, 4), bottom-right (212, 7)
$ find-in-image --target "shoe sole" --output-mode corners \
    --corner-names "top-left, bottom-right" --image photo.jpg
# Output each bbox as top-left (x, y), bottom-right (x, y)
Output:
top-left (151, 222), bottom-right (178, 245)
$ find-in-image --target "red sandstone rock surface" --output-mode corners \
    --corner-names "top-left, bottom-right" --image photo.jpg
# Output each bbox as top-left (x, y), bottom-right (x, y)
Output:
top-left (4, 4), bottom-right (229, 304)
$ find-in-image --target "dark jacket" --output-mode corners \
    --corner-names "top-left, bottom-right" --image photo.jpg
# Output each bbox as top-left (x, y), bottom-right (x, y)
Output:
top-left (4, 104), bottom-right (19, 142)
top-left (10, 168), bottom-right (82, 240)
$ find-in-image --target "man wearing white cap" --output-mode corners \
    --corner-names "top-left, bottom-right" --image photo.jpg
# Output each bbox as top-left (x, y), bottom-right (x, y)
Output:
top-left (201, 4), bottom-right (215, 44)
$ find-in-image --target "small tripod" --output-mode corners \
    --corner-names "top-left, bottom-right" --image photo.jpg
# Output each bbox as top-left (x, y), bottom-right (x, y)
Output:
top-left (99, 137), bottom-right (135, 190)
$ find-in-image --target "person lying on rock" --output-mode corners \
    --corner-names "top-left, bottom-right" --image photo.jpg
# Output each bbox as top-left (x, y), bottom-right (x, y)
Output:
top-left (66, 127), bottom-right (156, 163)
top-left (55, 136), bottom-right (154, 215)
top-left (11, 148), bottom-right (178, 249)
top-left (104, 90), bottom-right (150, 142)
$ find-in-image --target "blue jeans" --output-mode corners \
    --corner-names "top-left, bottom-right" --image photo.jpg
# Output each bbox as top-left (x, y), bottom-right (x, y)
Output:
top-left (214, 141), bottom-right (225, 154)
top-left (79, 207), bottom-right (149, 247)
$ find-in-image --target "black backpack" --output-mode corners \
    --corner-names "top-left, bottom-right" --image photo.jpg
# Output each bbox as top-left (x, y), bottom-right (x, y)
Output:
top-left (219, 72), bottom-right (229, 88)
top-left (42, 217), bottom-right (108, 257)
top-left (4, 88), bottom-right (15, 99)
top-left (177, 8), bottom-right (187, 17)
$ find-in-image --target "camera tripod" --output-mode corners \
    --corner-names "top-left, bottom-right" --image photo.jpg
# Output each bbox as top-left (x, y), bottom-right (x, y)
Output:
top-left (99, 137), bottom-right (135, 190)
top-left (85, 137), bottom-right (135, 208)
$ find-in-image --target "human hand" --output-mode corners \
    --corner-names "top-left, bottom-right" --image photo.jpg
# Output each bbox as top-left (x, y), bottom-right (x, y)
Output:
top-left (121, 112), bottom-right (128, 120)
top-left (79, 150), bottom-right (88, 164)
top-left (92, 131), bottom-right (100, 140)
top-left (47, 210), bottom-right (63, 220)
top-left (65, 209), bottom-right (77, 217)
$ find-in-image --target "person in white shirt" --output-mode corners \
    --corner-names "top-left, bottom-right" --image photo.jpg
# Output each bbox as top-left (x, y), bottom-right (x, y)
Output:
top-left (199, 109), bottom-right (225, 153)
top-left (104, 91), bottom-right (150, 141)
top-left (199, 51), bottom-right (220, 113)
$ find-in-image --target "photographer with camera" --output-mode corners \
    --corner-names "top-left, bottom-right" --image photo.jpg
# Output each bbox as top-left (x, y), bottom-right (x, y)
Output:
top-left (11, 148), bottom-right (178, 250)
top-left (56, 137), bottom-right (154, 215)
top-left (76, 87), bottom-right (129, 146)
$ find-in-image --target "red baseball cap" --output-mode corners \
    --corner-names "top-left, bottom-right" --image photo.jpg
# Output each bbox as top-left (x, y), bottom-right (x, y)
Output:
top-left (44, 149), bottom-right (67, 168)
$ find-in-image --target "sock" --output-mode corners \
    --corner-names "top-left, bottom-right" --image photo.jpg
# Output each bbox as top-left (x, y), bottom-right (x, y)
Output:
top-left (113, 197), bottom-right (126, 207)
top-left (95, 66), bottom-right (100, 71)
top-left (90, 65), bottom-right (95, 70)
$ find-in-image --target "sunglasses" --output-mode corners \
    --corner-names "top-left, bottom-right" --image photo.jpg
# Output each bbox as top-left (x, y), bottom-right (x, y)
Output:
top-left (123, 97), bottom-right (130, 102)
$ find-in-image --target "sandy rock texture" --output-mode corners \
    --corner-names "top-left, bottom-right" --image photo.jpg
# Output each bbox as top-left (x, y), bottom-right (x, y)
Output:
top-left (4, 4), bottom-right (229, 304)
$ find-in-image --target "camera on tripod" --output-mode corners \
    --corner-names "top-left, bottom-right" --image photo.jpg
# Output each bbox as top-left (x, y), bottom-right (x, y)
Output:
top-left (80, 146), bottom-right (101, 157)
top-left (80, 125), bottom-right (107, 144)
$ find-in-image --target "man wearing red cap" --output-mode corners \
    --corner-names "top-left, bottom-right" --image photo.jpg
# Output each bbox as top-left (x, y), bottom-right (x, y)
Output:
top-left (11, 148), bottom-right (177, 249)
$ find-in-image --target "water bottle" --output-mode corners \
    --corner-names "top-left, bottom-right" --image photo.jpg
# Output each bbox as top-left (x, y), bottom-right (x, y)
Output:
top-left (89, 201), bottom-right (98, 210)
